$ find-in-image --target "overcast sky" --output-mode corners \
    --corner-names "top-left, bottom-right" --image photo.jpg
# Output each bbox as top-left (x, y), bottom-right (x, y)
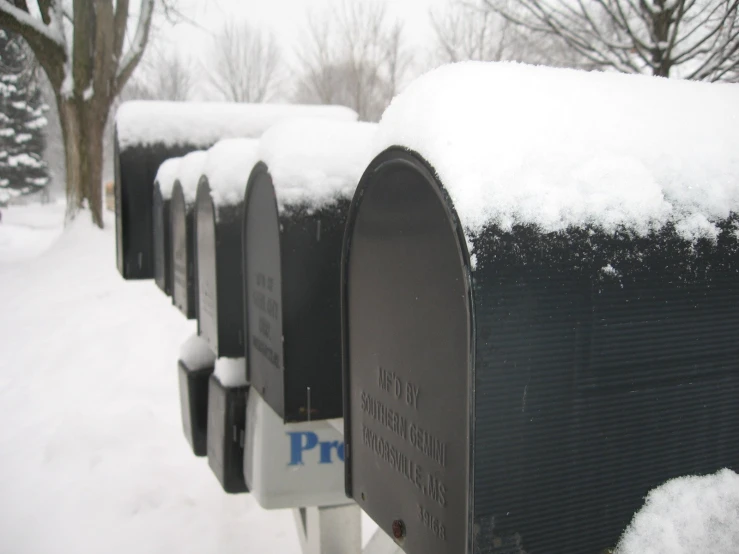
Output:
top-left (157, 0), bottom-right (449, 68)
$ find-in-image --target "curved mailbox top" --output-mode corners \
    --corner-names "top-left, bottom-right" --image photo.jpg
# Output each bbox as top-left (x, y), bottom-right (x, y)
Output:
top-left (372, 61), bottom-right (739, 242)
top-left (196, 139), bottom-right (259, 358)
top-left (114, 100), bottom-right (356, 281)
top-left (154, 156), bottom-right (183, 201)
top-left (342, 63), bottom-right (739, 554)
top-left (244, 119), bottom-right (377, 423)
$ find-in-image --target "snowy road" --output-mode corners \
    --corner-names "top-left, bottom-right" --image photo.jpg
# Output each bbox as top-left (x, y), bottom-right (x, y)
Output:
top-left (0, 204), bottom-right (302, 553)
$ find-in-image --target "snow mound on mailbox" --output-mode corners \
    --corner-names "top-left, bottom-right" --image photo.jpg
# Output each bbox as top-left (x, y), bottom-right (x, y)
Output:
top-left (154, 156), bottom-right (183, 200)
top-left (374, 61), bottom-right (739, 240)
top-left (115, 101), bottom-right (357, 151)
top-left (176, 150), bottom-right (208, 204)
top-left (203, 138), bottom-right (259, 207)
top-left (615, 469), bottom-right (739, 554)
top-left (258, 118), bottom-right (377, 211)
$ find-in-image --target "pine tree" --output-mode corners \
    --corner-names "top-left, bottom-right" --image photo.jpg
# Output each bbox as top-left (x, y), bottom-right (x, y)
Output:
top-left (0, 28), bottom-right (48, 206)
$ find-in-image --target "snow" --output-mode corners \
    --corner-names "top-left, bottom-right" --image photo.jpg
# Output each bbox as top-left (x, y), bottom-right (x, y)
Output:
top-left (8, 153), bottom-right (43, 169)
top-left (115, 101), bottom-right (358, 151)
top-left (15, 133), bottom-right (31, 143)
top-left (83, 84), bottom-right (94, 101)
top-left (258, 119), bottom-right (377, 211)
top-left (154, 156), bottom-right (183, 201)
top-left (615, 469), bottom-right (739, 554)
top-left (213, 358), bottom-right (248, 388)
top-left (374, 62), bottom-right (739, 241)
top-left (203, 138), bottom-right (259, 207)
top-left (179, 334), bottom-right (216, 371)
top-left (176, 150), bottom-right (208, 205)
top-left (0, 203), bottom-right (302, 553)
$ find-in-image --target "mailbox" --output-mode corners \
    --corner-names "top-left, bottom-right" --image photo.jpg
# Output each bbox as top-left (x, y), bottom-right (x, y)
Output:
top-left (197, 138), bottom-right (259, 357)
top-left (177, 334), bottom-right (216, 456)
top-left (171, 151), bottom-right (208, 320)
top-left (341, 63), bottom-right (739, 554)
top-left (244, 388), bottom-right (350, 509)
top-left (114, 100), bottom-right (358, 280)
top-left (114, 132), bottom-right (193, 279)
top-left (207, 358), bottom-right (249, 494)
top-left (153, 157), bottom-right (182, 296)
top-left (243, 119), bottom-right (376, 422)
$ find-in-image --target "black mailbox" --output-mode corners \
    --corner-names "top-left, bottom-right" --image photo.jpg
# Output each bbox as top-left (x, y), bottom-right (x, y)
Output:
top-left (177, 334), bottom-right (216, 456)
top-left (114, 132), bottom-right (193, 279)
top-left (196, 139), bottom-right (259, 358)
top-left (171, 151), bottom-right (208, 320)
top-left (341, 64), bottom-right (739, 554)
top-left (115, 101), bottom-right (358, 280)
top-left (153, 157), bottom-right (182, 296)
top-left (243, 119), bottom-right (376, 422)
top-left (207, 360), bottom-right (249, 494)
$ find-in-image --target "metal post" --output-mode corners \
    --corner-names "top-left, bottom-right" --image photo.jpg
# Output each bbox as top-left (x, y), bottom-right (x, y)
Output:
top-left (293, 504), bottom-right (361, 554)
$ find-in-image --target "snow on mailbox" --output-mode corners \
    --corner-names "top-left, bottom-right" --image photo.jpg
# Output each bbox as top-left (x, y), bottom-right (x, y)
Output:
top-left (196, 138), bottom-right (259, 358)
top-left (114, 101), bottom-right (357, 280)
top-left (171, 151), bottom-right (208, 320)
top-left (153, 157), bottom-right (182, 297)
top-left (342, 62), bottom-right (739, 554)
top-left (243, 119), bottom-right (376, 422)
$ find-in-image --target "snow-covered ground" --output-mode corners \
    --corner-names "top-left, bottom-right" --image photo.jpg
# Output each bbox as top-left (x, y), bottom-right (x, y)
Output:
top-left (0, 203), bottom-right (304, 553)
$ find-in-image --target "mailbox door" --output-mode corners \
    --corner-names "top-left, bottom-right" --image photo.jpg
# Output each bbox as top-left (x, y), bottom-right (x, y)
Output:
top-left (214, 203), bottom-right (246, 358)
top-left (244, 166), bottom-right (286, 418)
top-left (343, 149), bottom-right (473, 554)
top-left (197, 181), bottom-right (219, 353)
top-left (171, 185), bottom-right (196, 318)
top-left (114, 135), bottom-right (124, 275)
top-left (153, 184), bottom-right (171, 295)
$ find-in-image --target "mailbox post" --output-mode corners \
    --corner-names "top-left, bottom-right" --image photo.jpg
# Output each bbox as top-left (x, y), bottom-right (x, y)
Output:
top-left (114, 100), bottom-right (358, 280)
top-left (196, 138), bottom-right (259, 358)
top-left (342, 63), bottom-right (739, 554)
top-left (153, 157), bottom-right (182, 296)
top-left (243, 119), bottom-right (376, 422)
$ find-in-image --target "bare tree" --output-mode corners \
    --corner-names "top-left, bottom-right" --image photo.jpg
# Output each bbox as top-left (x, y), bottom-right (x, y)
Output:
top-left (205, 19), bottom-right (282, 103)
top-left (0, 0), bottom-right (158, 227)
top-left (483, 0), bottom-right (739, 81)
top-left (293, 0), bottom-right (411, 122)
top-left (124, 46), bottom-right (194, 102)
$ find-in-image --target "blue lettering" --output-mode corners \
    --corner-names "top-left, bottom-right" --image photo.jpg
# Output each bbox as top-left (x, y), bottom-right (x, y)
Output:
top-left (287, 431), bottom-right (318, 465)
top-left (319, 440), bottom-right (342, 464)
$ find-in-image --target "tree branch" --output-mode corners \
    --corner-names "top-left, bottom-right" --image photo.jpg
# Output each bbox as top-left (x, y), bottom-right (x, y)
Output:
top-left (114, 0), bottom-right (155, 96)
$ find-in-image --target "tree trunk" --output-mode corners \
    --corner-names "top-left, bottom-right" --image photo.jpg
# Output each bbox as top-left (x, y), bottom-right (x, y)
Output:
top-left (57, 96), bottom-right (106, 229)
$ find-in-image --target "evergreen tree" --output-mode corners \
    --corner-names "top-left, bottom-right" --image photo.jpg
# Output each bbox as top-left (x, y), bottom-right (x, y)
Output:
top-left (0, 28), bottom-right (48, 205)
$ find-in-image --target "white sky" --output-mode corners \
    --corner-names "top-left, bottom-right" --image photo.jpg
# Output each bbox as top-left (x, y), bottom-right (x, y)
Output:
top-left (158, 0), bottom-right (449, 70)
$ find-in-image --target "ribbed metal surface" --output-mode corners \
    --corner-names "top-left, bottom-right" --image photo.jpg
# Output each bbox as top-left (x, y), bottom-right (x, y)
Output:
top-left (471, 223), bottom-right (739, 554)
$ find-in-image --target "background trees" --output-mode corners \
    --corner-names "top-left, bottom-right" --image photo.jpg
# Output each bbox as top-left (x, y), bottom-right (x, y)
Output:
top-left (293, 0), bottom-right (411, 122)
top-left (481, 0), bottom-right (739, 81)
top-left (0, 28), bottom-right (49, 205)
top-left (0, 0), bottom-right (157, 227)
